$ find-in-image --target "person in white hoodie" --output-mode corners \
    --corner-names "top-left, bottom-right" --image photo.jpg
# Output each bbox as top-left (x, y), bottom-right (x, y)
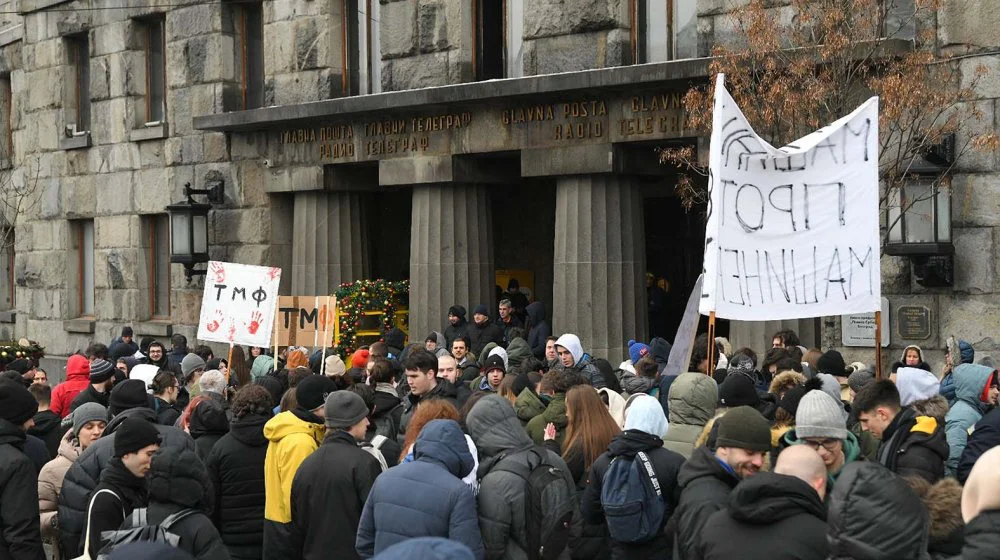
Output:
top-left (554, 334), bottom-right (605, 388)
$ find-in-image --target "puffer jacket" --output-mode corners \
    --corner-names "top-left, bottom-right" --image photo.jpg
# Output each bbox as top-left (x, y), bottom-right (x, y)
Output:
top-left (152, 396), bottom-right (182, 427)
top-left (944, 364), bottom-right (994, 475)
top-left (50, 355), bottom-right (91, 418)
top-left (958, 510), bottom-right (1000, 560)
top-left (581, 430), bottom-right (684, 560)
top-left (619, 374), bottom-right (657, 396)
top-left (467, 395), bottom-right (575, 560)
top-left (525, 393), bottom-right (567, 447)
top-left (827, 461), bottom-right (929, 560)
top-left (505, 338), bottom-right (532, 370)
top-left (875, 407), bottom-right (949, 483)
top-left (146, 449), bottom-right (230, 560)
top-left (397, 380), bottom-right (459, 443)
top-left (662, 372), bottom-right (718, 459)
top-left (190, 395), bottom-right (231, 462)
top-left (958, 407), bottom-right (1000, 484)
top-left (206, 413), bottom-right (269, 560)
top-left (37, 431), bottom-right (81, 548)
top-left (356, 420), bottom-right (483, 559)
top-left (525, 302), bottom-right (551, 360)
top-left (0, 417), bottom-right (45, 560)
top-left (513, 388), bottom-right (545, 427)
top-left (697, 472), bottom-right (828, 560)
top-left (262, 409), bottom-right (324, 560)
top-left (57, 407), bottom-right (194, 556)
top-left (673, 445), bottom-right (741, 560)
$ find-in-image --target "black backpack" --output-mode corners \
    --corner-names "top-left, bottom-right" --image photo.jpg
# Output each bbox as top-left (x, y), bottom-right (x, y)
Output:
top-left (96, 505), bottom-right (198, 560)
top-left (495, 446), bottom-right (575, 560)
top-left (372, 402), bottom-right (403, 439)
top-left (600, 450), bottom-right (666, 543)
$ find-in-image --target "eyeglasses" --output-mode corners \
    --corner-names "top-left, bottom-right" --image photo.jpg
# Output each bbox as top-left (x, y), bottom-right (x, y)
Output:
top-left (801, 438), bottom-right (841, 452)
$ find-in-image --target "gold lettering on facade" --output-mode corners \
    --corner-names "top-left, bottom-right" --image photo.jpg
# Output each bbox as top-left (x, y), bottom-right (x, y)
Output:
top-left (501, 105), bottom-right (556, 125)
top-left (630, 93), bottom-right (684, 113)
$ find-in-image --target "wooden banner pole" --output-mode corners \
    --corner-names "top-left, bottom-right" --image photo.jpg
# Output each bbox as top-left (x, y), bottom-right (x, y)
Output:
top-left (707, 311), bottom-right (717, 375)
top-left (875, 310), bottom-right (883, 380)
top-left (320, 295), bottom-right (332, 376)
top-left (312, 296), bottom-right (321, 352)
top-left (272, 299), bottom-right (280, 373)
top-left (226, 343), bottom-right (233, 384)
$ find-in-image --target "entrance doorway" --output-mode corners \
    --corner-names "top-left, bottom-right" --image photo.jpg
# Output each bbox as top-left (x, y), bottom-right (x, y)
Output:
top-left (491, 177), bottom-right (556, 315)
top-left (365, 188), bottom-right (411, 281)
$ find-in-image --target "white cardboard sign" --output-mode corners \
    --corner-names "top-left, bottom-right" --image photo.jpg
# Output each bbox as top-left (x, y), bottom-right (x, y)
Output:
top-left (196, 261), bottom-right (282, 347)
top-left (700, 74), bottom-right (882, 321)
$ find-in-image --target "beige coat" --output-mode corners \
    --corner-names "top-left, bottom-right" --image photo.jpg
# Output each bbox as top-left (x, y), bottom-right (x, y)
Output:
top-left (37, 430), bottom-right (81, 556)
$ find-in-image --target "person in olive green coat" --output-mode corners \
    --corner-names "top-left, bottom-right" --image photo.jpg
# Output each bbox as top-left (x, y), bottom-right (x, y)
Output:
top-left (525, 369), bottom-right (583, 449)
top-left (663, 372), bottom-right (718, 459)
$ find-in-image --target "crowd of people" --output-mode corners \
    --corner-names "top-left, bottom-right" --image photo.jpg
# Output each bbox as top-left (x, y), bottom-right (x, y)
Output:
top-left (0, 303), bottom-right (998, 560)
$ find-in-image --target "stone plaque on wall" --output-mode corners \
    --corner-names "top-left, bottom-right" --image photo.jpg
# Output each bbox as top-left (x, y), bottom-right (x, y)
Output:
top-left (842, 297), bottom-right (890, 347)
top-left (896, 305), bottom-right (932, 340)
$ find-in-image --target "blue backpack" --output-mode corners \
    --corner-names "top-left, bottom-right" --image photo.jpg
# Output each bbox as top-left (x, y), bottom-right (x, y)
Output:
top-left (600, 451), bottom-right (665, 543)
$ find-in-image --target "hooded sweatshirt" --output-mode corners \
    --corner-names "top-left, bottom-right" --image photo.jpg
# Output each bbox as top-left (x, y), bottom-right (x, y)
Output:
top-left (554, 334), bottom-right (605, 389)
top-left (896, 367), bottom-right (941, 407)
top-left (944, 364), bottom-right (996, 475)
top-left (663, 372), bottom-right (718, 459)
top-left (891, 345), bottom-right (932, 373)
top-left (525, 302), bottom-right (551, 360)
top-left (50, 355), bottom-right (91, 418)
top-left (262, 410), bottom-right (324, 558)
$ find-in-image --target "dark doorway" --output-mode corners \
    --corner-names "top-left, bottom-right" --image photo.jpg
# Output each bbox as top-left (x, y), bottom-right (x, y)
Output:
top-left (475, 0), bottom-right (505, 80)
top-left (643, 192), bottom-right (728, 342)
top-left (490, 178), bottom-right (556, 315)
top-left (366, 188), bottom-right (411, 281)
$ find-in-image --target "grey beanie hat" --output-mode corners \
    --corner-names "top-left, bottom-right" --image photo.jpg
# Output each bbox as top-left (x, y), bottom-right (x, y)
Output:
top-left (847, 368), bottom-right (875, 393)
top-left (72, 402), bottom-right (108, 437)
top-left (324, 390), bottom-right (369, 430)
top-left (181, 353), bottom-right (206, 379)
top-left (795, 390), bottom-right (848, 440)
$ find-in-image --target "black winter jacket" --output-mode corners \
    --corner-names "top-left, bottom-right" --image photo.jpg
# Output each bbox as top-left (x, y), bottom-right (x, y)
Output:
top-left (958, 408), bottom-right (1000, 484)
top-left (206, 413), bottom-right (269, 560)
top-left (190, 396), bottom-right (231, 462)
top-left (153, 396), bottom-right (182, 427)
top-left (291, 430), bottom-right (381, 560)
top-left (876, 407), bottom-right (949, 483)
top-left (69, 385), bottom-right (109, 414)
top-left (957, 510), bottom-right (1000, 560)
top-left (0, 418), bottom-right (45, 560)
top-left (146, 449), bottom-right (230, 560)
top-left (444, 316), bottom-right (470, 350)
top-left (58, 408), bottom-right (194, 555)
top-left (525, 302), bottom-right (551, 360)
top-left (397, 381), bottom-right (458, 443)
top-left (469, 320), bottom-right (504, 359)
top-left (672, 446), bottom-right (741, 560)
top-left (84, 458), bottom-right (148, 557)
top-left (581, 430), bottom-right (684, 560)
top-left (28, 410), bottom-right (65, 460)
top-left (827, 462), bottom-right (929, 560)
top-left (697, 472), bottom-right (828, 560)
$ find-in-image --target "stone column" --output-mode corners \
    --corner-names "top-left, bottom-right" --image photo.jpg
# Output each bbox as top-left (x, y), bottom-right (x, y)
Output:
top-left (553, 175), bottom-right (646, 363)
top-left (291, 191), bottom-right (370, 295)
top-left (409, 184), bottom-right (494, 343)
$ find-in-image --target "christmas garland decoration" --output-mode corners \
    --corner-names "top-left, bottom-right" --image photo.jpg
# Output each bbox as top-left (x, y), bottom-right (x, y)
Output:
top-left (332, 279), bottom-right (409, 357)
top-left (0, 339), bottom-right (45, 369)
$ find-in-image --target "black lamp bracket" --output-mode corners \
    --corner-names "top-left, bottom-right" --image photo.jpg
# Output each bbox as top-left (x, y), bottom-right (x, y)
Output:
top-left (183, 181), bottom-right (225, 205)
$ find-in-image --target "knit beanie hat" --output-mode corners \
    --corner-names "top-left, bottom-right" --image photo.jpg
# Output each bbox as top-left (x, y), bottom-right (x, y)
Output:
top-left (351, 349), bottom-right (370, 369)
top-left (847, 368), bottom-right (875, 393)
top-left (253, 376), bottom-right (284, 409)
top-left (778, 384), bottom-right (809, 416)
top-left (817, 350), bottom-right (847, 376)
top-left (473, 304), bottom-right (489, 317)
top-left (113, 417), bottom-right (161, 457)
top-left (121, 326), bottom-right (134, 338)
top-left (181, 353), bottom-right (206, 380)
top-left (296, 375), bottom-right (337, 412)
top-left (484, 354), bottom-right (506, 374)
top-left (7, 358), bottom-right (31, 376)
top-left (72, 402), bottom-right (108, 437)
top-left (715, 406), bottom-right (771, 452)
top-left (628, 340), bottom-right (650, 366)
top-left (0, 380), bottom-right (38, 425)
top-left (718, 373), bottom-right (759, 407)
top-left (325, 354), bottom-right (347, 377)
top-left (250, 355), bottom-right (275, 380)
top-left (324, 390), bottom-right (369, 429)
top-left (108, 379), bottom-right (151, 414)
top-left (795, 390), bottom-right (848, 440)
top-left (89, 359), bottom-right (115, 383)
top-left (448, 306), bottom-right (466, 320)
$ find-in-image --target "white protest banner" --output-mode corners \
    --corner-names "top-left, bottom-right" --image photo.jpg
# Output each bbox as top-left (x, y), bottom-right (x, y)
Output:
top-left (197, 261), bottom-right (282, 347)
top-left (700, 74), bottom-right (881, 321)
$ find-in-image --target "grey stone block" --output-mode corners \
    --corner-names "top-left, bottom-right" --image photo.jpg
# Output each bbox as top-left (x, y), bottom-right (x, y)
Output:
top-left (167, 3), bottom-right (221, 42)
top-left (381, 0), bottom-right (417, 58)
top-left (525, 32), bottom-right (601, 75)
top-left (939, 0), bottom-right (1000, 48)
top-left (938, 294), bottom-right (1000, 349)
top-left (953, 227), bottom-right (995, 294)
top-left (523, 0), bottom-right (623, 40)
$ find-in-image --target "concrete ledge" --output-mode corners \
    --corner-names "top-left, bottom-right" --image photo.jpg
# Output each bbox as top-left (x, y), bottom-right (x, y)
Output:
top-left (0, 24), bottom-right (23, 47)
top-left (0, 311), bottom-right (14, 323)
top-left (59, 132), bottom-right (91, 151)
top-left (380, 155), bottom-right (522, 186)
top-left (129, 123), bottom-right (169, 142)
top-left (18, 0), bottom-right (72, 13)
top-left (134, 321), bottom-right (172, 338)
top-left (522, 144), bottom-right (615, 177)
top-left (63, 318), bottom-right (95, 334)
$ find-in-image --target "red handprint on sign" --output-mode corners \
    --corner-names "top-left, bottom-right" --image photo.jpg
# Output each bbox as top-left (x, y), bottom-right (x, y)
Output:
top-left (247, 311), bottom-right (263, 335)
top-left (206, 309), bottom-right (225, 333)
top-left (227, 324), bottom-right (237, 342)
top-left (210, 262), bottom-right (226, 284)
top-left (267, 267), bottom-right (280, 281)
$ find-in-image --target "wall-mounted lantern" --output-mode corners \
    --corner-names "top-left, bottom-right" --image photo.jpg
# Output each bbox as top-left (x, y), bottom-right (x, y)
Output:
top-left (166, 181), bottom-right (223, 282)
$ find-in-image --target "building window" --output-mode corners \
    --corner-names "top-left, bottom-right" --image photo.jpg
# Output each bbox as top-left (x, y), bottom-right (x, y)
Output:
top-left (233, 2), bottom-right (264, 109)
top-left (506, 0), bottom-right (523, 78)
top-left (139, 16), bottom-right (166, 124)
top-left (65, 34), bottom-right (91, 132)
top-left (632, 0), bottom-right (698, 63)
top-left (0, 75), bottom-right (12, 166)
top-left (145, 215), bottom-right (170, 318)
top-left (73, 220), bottom-right (95, 317)
top-left (474, 0), bottom-right (505, 80)
top-left (0, 230), bottom-right (13, 311)
top-left (343, 0), bottom-right (382, 95)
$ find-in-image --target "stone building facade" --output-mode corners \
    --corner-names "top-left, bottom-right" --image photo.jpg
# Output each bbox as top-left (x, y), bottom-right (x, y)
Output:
top-left (0, 0), bottom-right (996, 374)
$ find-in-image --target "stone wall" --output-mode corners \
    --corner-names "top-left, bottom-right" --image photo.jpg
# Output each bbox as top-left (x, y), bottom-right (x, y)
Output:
top-left (522, 0), bottom-right (632, 75)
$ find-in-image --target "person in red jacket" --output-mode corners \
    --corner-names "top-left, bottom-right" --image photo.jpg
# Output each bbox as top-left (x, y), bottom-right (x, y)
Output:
top-left (50, 355), bottom-right (91, 418)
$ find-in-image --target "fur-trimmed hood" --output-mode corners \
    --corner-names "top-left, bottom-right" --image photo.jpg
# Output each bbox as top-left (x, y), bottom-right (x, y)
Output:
top-left (925, 478), bottom-right (964, 541)
top-left (768, 370), bottom-right (807, 395)
top-left (910, 395), bottom-right (950, 422)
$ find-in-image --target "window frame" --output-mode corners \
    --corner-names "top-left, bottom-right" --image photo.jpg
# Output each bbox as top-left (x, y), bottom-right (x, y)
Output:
top-left (0, 75), bottom-right (11, 166)
top-left (235, 1), bottom-right (264, 110)
top-left (473, 0), bottom-right (506, 81)
top-left (140, 16), bottom-right (166, 124)
top-left (66, 33), bottom-right (91, 132)
top-left (73, 219), bottom-right (95, 318)
top-left (146, 214), bottom-right (171, 319)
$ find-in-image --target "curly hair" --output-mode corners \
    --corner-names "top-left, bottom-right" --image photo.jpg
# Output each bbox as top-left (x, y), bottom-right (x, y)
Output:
top-left (231, 385), bottom-right (275, 419)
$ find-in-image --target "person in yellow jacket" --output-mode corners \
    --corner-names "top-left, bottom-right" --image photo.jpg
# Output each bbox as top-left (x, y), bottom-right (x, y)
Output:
top-left (263, 375), bottom-right (336, 559)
